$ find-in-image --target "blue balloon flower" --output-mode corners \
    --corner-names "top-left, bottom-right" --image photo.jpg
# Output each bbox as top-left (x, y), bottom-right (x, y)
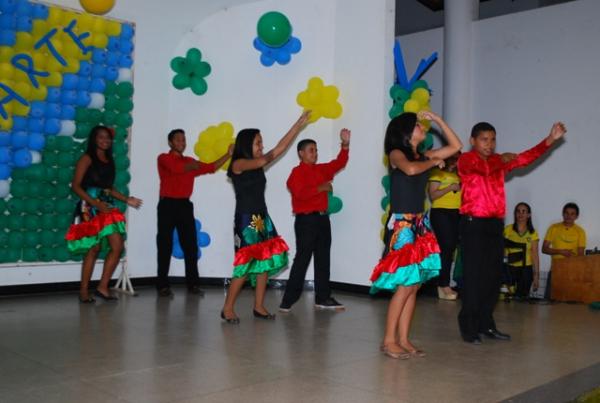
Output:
top-left (172, 218), bottom-right (211, 260)
top-left (253, 36), bottom-right (302, 67)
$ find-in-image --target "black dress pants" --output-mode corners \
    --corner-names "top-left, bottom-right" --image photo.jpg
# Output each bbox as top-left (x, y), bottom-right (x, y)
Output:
top-left (281, 213), bottom-right (332, 306)
top-left (458, 215), bottom-right (504, 338)
top-left (156, 198), bottom-right (199, 290)
top-left (430, 208), bottom-right (460, 287)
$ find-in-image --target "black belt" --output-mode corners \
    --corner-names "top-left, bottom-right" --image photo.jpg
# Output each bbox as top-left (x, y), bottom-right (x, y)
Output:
top-left (296, 211), bottom-right (328, 216)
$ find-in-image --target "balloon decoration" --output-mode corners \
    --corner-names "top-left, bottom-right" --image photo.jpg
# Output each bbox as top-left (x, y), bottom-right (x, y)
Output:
top-left (79, 0), bottom-right (116, 16)
top-left (380, 40), bottom-right (439, 241)
top-left (253, 11), bottom-right (301, 67)
top-left (172, 219), bottom-right (211, 259)
top-left (327, 192), bottom-right (343, 215)
top-left (193, 122), bottom-right (234, 171)
top-left (0, 2), bottom-right (135, 263)
top-left (170, 48), bottom-right (211, 96)
top-left (296, 77), bottom-right (343, 123)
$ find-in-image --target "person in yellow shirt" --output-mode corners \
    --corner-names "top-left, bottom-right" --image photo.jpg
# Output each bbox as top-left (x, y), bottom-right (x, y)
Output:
top-left (428, 153), bottom-right (461, 300)
top-left (503, 203), bottom-right (540, 299)
top-left (542, 202), bottom-right (586, 299)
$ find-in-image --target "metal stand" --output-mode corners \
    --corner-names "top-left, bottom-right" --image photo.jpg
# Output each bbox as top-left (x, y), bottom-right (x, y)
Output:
top-left (112, 259), bottom-right (137, 296)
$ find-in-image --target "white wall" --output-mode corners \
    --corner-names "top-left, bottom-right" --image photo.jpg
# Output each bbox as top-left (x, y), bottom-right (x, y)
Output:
top-left (1, 0), bottom-right (395, 286)
top-left (401, 0), bottom-right (600, 286)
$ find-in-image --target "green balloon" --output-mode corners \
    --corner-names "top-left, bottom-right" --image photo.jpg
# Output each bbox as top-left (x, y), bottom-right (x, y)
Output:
top-left (327, 192), bottom-right (343, 214)
top-left (0, 231), bottom-right (8, 245)
top-left (388, 103), bottom-right (404, 119)
top-left (11, 168), bottom-right (27, 179)
top-left (55, 214), bottom-right (72, 230)
top-left (186, 48), bottom-right (202, 64)
top-left (190, 77), bottom-right (207, 96)
top-left (0, 214), bottom-right (7, 230)
top-left (75, 107), bottom-right (89, 121)
top-left (39, 230), bottom-right (55, 246)
top-left (7, 197), bottom-right (26, 214)
top-left (417, 132), bottom-right (434, 153)
top-left (8, 231), bottom-right (24, 248)
top-left (55, 199), bottom-right (75, 214)
top-left (104, 96), bottom-right (119, 112)
top-left (0, 247), bottom-right (7, 263)
top-left (0, 198), bottom-right (5, 213)
top-left (194, 62), bottom-right (211, 78)
top-left (116, 98), bottom-right (134, 113)
top-left (57, 168), bottom-right (74, 184)
top-left (39, 199), bottom-right (55, 214)
top-left (74, 123), bottom-right (92, 139)
top-left (40, 214), bottom-right (56, 230)
top-left (57, 152), bottom-right (76, 167)
top-left (54, 246), bottom-right (70, 262)
top-left (5, 248), bottom-right (21, 262)
top-left (380, 195), bottom-right (389, 210)
top-left (22, 247), bottom-right (38, 262)
top-left (114, 127), bottom-right (128, 140)
top-left (102, 110), bottom-right (118, 126)
top-left (23, 231), bottom-right (40, 247)
top-left (257, 11), bottom-right (292, 47)
top-left (43, 167), bottom-right (58, 182)
top-left (116, 113), bottom-right (133, 128)
top-left (38, 247), bottom-right (53, 262)
top-left (381, 175), bottom-right (390, 191)
top-left (43, 151), bottom-right (58, 167)
top-left (25, 164), bottom-right (45, 181)
top-left (115, 171), bottom-right (131, 186)
top-left (116, 82), bottom-right (134, 98)
top-left (10, 180), bottom-right (28, 197)
top-left (25, 182), bottom-right (42, 197)
top-left (23, 215), bottom-right (39, 230)
top-left (170, 57), bottom-right (192, 74)
top-left (54, 184), bottom-right (71, 198)
top-left (39, 183), bottom-right (56, 199)
top-left (56, 136), bottom-right (74, 151)
top-left (113, 142), bottom-right (128, 156)
top-left (23, 198), bottom-right (41, 214)
top-left (172, 74), bottom-right (190, 90)
top-left (115, 156), bottom-right (130, 170)
top-left (389, 85), bottom-right (410, 102)
top-left (104, 81), bottom-right (118, 97)
top-left (87, 109), bottom-right (103, 125)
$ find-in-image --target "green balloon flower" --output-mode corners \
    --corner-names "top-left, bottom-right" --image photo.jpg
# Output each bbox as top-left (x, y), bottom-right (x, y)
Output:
top-left (170, 48), bottom-right (212, 96)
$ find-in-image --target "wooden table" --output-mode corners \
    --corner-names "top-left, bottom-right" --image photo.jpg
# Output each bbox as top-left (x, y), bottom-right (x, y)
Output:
top-left (552, 254), bottom-right (600, 303)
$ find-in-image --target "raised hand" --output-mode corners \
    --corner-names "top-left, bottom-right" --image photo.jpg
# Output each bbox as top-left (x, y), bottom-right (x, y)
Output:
top-left (549, 122), bottom-right (567, 141)
top-left (417, 110), bottom-right (440, 122)
top-left (127, 197), bottom-right (143, 209)
top-left (340, 128), bottom-right (351, 146)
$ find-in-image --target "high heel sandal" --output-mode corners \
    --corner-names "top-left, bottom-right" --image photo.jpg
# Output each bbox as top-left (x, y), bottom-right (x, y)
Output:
top-left (94, 290), bottom-right (118, 301)
top-left (220, 310), bottom-right (240, 324)
top-left (405, 348), bottom-right (426, 358)
top-left (253, 309), bottom-right (276, 320)
top-left (380, 344), bottom-right (410, 360)
top-left (437, 287), bottom-right (457, 301)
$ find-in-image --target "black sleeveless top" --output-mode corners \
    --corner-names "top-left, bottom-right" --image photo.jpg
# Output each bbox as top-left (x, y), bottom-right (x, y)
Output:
top-left (231, 168), bottom-right (267, 214)
top-left (389, 154), bottom-right (430, 214)
top-left (81, 156), bottom-right (115, 190)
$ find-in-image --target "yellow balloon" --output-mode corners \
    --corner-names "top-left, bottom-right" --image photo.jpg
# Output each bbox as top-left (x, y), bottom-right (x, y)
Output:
top-left (106, 21), bottom-right (122, 36)
top-left (411, 88), bottom-right (430, 105)
top-left (322, 86), bottom-right (339, 101)
top-left (0, 115), bottom-right (13, 131)
top-left (62, 42), bottom-right (81, 59)
top-left (218, 121), bottom-right (234, 136)
top-left (0, 47), bottom-right (14, 63)
top-left (30, 85), bottom-right (48, 101)
top-left (47, 7), bottom-right (64, 26)
top-left (380, 228), bottom-right (386, 242)
top-left (31, 20), bottom-right (48, 38)
top-left (381, 213), bottom-right (388, 226)
top-left (78, 13), bottom-right (95, 30)
top-left (92, 33), bottom-right (108, 48)
top-left (62, 11), bottom-right (79, 26)
top-left (403, 99), bottom-right (420, 113)
top-left (92, 17), bottom-right (108, 33)
top-left (32, 52), bottom-right (47, 70)
top-left (45, 72), bottom-right (63, 87)
top-left (308, 77), bottom-right (323, 90)
top-left (80, 0), bottom-right (116, 16)
top-left (15, 33), bottom-right (34, 52)
top-left (382, 154), bottom-right (389, 167)
top-left (46, 58), bottom-right (65, 73)
top-left (13, 81), bottom-right (31, 98)
top-left (64, 58), bottom-right (80, 74)
top-left (12, 102), bottom-right (30, 116)
top-left (0, 63), bottom-right (15, 80)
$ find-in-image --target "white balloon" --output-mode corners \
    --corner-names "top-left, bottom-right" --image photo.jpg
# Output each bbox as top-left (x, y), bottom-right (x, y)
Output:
top-left (30, 150), bottom-right (42, 164)
top-left (0, 180), bottom-right (9, 198)
top-left (88, 93), bottom-right (105, 109)
top-left (116, 68), bottom-right (133, 83)
top-left (58, 120), bottom-right (76, 136)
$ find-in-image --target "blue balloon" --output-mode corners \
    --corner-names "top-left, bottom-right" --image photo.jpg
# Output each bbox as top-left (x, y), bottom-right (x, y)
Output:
top-left (0, 14), bottom-right (16, 29)
top-left (60, 105), bottom-right (76, 120)
top-left (107, 37), bottom-right (119, 52)
top-left (45, 103), bottom-right (61, 118)
top-left (28, 119), bottom-right (43, 132)
top-left (198, 232), bottom-right (211, 247)
top-left (78, 61), bottom-right (92, 76)
top-left (27, 132), bottom-right (44, 150)
top-left (90, 78), bottom-right (105, 93)
top-left (11, 131), bottom-right (28, 148)
top-left (195, 219), bottom-right (202, 231)
top-left (13, 148), bottom-right (31, 168)
top-left (91, 64), bottom-right (106, 78)
top-left (44, 119), bottom-right (61, 135)
top-left (31, 3), bottom-right (48, 19)
top-left (106, 52), bottom-right (120, 66)
top-left (46, 87), bottom-right (61, 103)
top-left (0, 146), bottom-right (11, 163)
top-left (0, 163), bottom-right (10, 179)
top-left (12, 117), bottom-right (27, 130)
top-left (119, 39), bottom-right (134, 54)
top-left (0, 131), bottom-right (10, 146)
top-left (30, 101), bottom-right (46, 118)
top-left (16, 1), bottom-right (32, 16)
top-left (288, 37), bottom-right (302, 53)
top-left (120, 23), bottom-right (134, 39)
top-left (0, 0), bottom-right (17, 13)
top-left (105, 66), bottom-right (118, 81)
top-left (274, 49), bottom-right (291, 65)
top-left (260, 53), bottom-right (275, 67)
top-left (61, 90), bottom-right (77, 105)
top-left (172, 241), bottom-right (184, 259)
top-left (91, 49), bottom-right (106, 64)
top-left (61, 73), bottom-right (79, 90)
top-left (76, 78), bottom-right (90, 91)
top-left (119, 54), bottom-right (133, 68)
top-left (0, 30), bottom-right (16, 46)
top-left (75, 91), bottom-right (91, 107)
top-left (16, 15), bottom-right (31, 31)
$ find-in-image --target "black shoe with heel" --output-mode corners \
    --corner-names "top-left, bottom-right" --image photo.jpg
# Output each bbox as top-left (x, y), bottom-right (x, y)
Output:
top-left (253, 309), bottom-right (276, 320)
top-left (220, 310), bottom-right (240, 324)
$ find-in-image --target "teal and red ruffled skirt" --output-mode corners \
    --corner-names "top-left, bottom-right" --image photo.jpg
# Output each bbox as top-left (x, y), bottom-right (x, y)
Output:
top-left (370, 212), bottom-right (440, 294)
top-left (65, 187), bottom-right (126, 254)
top-left (232, 212), bottom-right (288, 286)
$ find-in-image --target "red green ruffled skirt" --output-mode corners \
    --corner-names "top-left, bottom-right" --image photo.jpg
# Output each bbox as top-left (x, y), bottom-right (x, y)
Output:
top-left (232, 212), bottom-right (288, 286)
top-left (370, 213), bottom-right (440, 294)
top-left (65, 188), bottom-right (126, 254)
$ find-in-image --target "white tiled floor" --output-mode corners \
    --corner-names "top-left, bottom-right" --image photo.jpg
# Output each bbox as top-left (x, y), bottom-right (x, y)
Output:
top-left (0, 288), bottom-right (598, 403)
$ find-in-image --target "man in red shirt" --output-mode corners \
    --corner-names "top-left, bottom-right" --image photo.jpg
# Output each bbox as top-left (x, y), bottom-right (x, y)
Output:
top-left (457, 121), bottom-right (566, 344)
top-left (279, 128), bottom-right (350, 312)
top-left (156, 129), bottom-right (232, 297)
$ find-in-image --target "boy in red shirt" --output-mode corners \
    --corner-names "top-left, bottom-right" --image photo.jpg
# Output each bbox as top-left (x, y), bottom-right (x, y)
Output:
top-left (279, 129), bottom-right (351, 312)
top-left (156, 129), bottom-right (231, 297)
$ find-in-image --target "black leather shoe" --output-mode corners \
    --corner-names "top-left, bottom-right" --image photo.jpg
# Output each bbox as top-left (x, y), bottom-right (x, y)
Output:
top-left (481, 329), bottom-right (511, 341)
top-left (462, 335), bottom-right (482, 345)
top-left (187, 285), bottom-right (205, 296)
top-left (253, 309), bottom-right (276, 320)
top-left (220, 310), bottom-right (240, 324)
top-left (158, 287), bottom-right (174, 298)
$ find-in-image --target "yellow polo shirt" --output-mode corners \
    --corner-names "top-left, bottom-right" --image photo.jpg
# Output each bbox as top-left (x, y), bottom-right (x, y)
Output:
top-left (429, 169), bottom-right (461, 209)
top-left (504, 225), bottom-right (538, 267)
top-left (544, 223), bottom-right (586, 260)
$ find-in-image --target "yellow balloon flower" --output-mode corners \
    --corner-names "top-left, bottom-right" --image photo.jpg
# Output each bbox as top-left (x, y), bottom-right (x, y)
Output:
top-left (296, 77), bottom-right (343, 123)
top-left (194, 122), bottom-right (235, 171)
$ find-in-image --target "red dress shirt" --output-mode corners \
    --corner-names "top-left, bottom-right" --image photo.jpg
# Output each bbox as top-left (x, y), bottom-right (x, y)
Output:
top-left (458, 140), bottom-right (550, 218)
top-left (287, 148), bottom-right (349, 214)
top-left (158, 151), bottom-right (216, 198)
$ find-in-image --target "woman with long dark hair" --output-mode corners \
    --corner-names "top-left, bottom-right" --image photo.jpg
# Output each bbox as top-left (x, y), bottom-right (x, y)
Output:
top-left (504, 202), bottom-right (540, 299)
top-left (221, 111), bottom-right (310, 323)
top-left (67, 125), bottom-right (142, 302)
top-left (370, 111), bottom-right (461, 358)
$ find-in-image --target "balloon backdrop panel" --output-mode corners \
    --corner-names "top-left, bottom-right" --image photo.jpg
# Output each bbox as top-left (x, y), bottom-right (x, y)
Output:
top-left (0, 1), bottom-right (135, 264)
